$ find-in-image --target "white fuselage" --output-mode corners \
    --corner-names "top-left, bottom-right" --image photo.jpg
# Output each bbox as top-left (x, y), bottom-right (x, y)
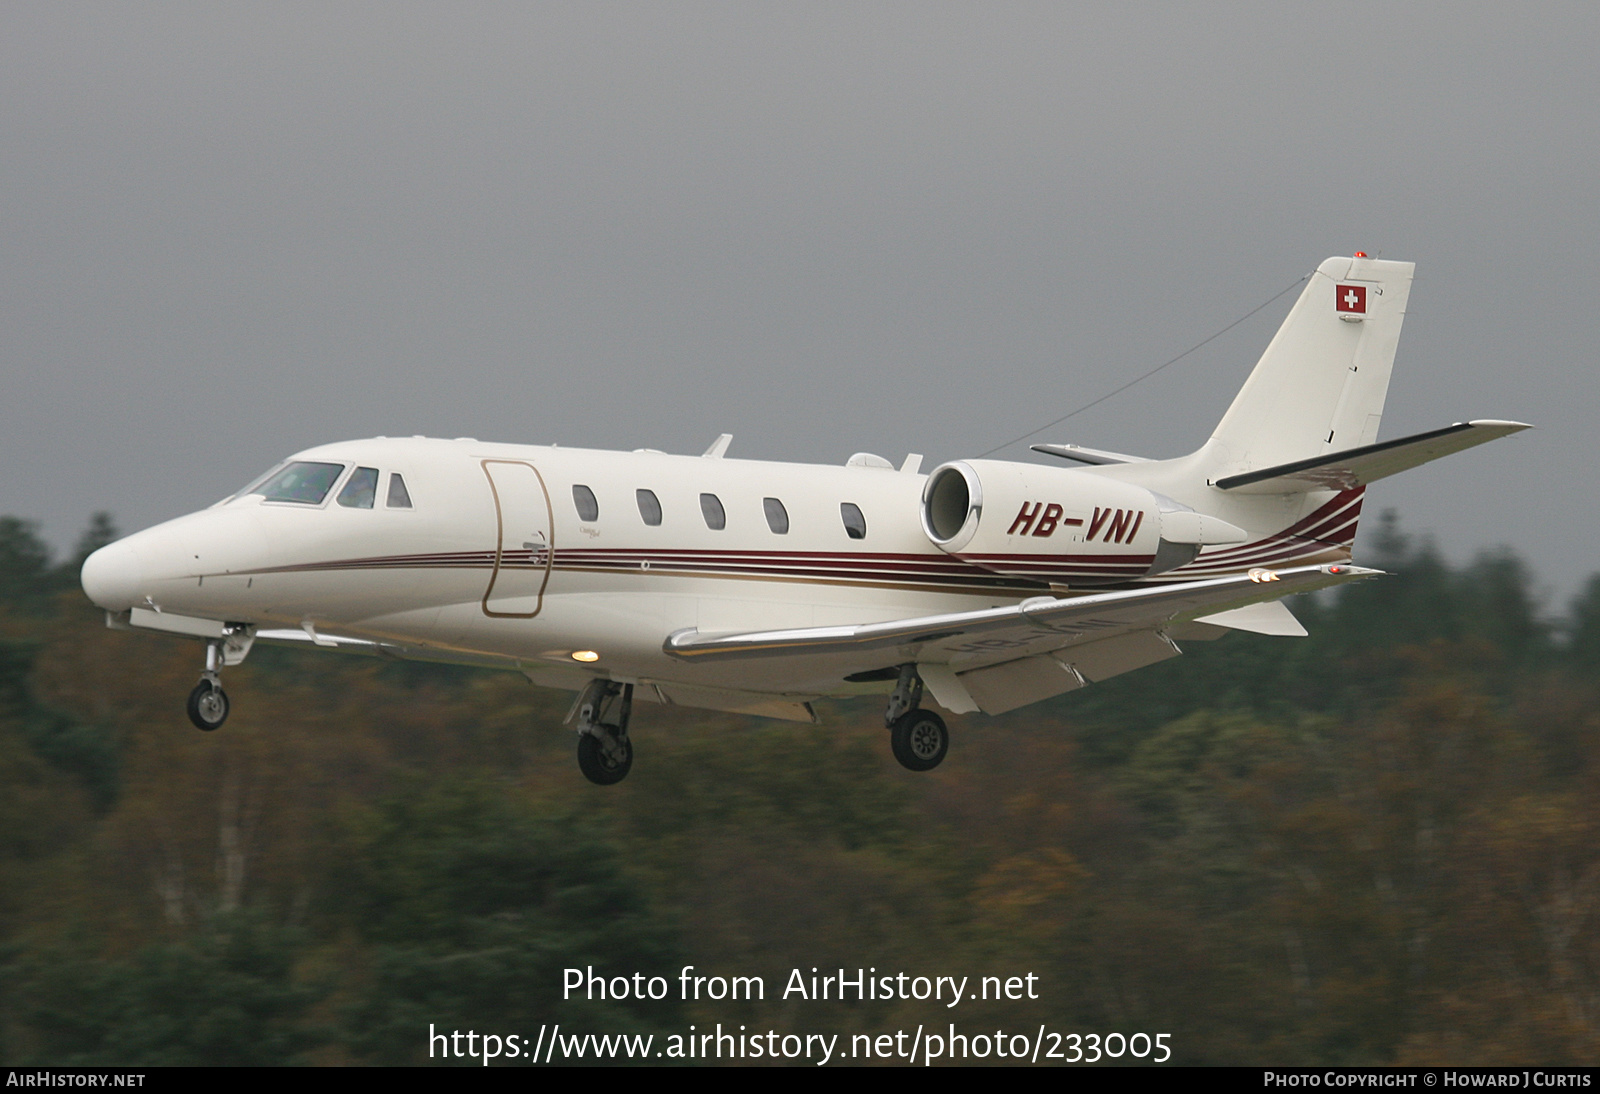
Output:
top-left (80, 435), bottom-right (1357, 712)
top-left (84, 436), bottom-right (1346, 703)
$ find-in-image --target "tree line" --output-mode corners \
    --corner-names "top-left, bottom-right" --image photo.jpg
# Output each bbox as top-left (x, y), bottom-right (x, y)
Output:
top-left (1, 511), bottom-right (1598, 1065)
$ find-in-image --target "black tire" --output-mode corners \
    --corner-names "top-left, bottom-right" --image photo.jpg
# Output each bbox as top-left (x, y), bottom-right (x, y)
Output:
top-left (890, 709), bottom-right (949, 771)
top-left (186, 680), bottom-right (229, 731)
top-left (577, 729), bottom-right (633, 785)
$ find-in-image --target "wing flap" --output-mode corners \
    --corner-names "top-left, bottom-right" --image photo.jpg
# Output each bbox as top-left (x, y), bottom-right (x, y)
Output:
top-left (955, 628), bottom-right (1187, 716)
top-left (1215, 420), bottom-right (1530, 493)
top-left (1194, 599), bottom-right (1307, 636)
top-left (640, 681), bottom-right (819, 723)
top-left (958, 655), bottom-right (1083, 714)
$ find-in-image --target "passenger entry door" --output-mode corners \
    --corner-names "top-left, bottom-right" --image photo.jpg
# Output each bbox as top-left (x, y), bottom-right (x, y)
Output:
top-left (481, 459), bottom-right (554, 618)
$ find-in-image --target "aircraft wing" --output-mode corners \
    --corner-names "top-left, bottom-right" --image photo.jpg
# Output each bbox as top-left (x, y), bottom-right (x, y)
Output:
top-left (664, 563), bottom-right (1377, 665)
top-left (1214, 420), bottom-right (1530, 493)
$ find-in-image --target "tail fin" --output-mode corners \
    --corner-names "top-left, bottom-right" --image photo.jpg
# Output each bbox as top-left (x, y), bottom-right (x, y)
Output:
top-left (1083, 255), bottom-right (1525, 572)
top-left (1202, 256), bottom-right (1414, 481)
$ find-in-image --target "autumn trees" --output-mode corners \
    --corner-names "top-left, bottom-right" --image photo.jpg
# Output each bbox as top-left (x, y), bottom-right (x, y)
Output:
top-left (2, 511), bottom-right (1598, 1064)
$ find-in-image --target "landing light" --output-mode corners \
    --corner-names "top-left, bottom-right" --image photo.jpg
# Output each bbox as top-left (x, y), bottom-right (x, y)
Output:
top-left (1247, 568), bottom-right (1280, 583)
top-left (571, 650), bottom-right (601, 663)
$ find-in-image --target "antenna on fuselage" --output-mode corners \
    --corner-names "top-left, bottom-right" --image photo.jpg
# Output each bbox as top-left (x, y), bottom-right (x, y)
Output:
top-left (702, 434), bottom-right (733, 458)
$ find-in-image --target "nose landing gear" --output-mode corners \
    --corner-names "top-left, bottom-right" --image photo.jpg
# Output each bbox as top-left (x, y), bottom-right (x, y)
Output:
top-left (187, 639), bottom-right (230, 731)
top-left (572, 680), bottom-right (634, 785)
top-left (884, 664), bottom-right (949, 772)
top-left (184, 626), bottom-right (253, 732)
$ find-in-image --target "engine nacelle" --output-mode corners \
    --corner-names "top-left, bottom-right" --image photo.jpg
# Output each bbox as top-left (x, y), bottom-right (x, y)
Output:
top-left (920, 459), bottom-right (1246, 586)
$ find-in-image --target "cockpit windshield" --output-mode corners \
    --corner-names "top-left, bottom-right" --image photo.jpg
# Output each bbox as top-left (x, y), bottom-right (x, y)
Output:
top-left (251, 461), bottom-right (347, 504)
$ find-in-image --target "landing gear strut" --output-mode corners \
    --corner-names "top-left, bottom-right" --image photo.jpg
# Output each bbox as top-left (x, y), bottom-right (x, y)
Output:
top-left (884, 664), bottom-right (949, 772)
top-left (184, 626), bottom-right (254, 732)
top-left (187, 639), bottom-right (229, 731)
top-left (573, 680), bottom-right (634, 785)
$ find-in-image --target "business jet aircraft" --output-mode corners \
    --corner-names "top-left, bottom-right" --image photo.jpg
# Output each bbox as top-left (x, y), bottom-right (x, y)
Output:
top-left (81, 256), bottom-right (1527, 784)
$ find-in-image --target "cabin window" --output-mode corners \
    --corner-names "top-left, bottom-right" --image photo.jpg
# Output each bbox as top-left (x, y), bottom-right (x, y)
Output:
top-left (386, 473), bottom-right (413, 509)
top-left (700, 493), bottom-right (726, 530)
top-left (636, 489), bottom-right (663, 527)
top-left (254, 461), bottom-right (345, 505)
top-left (337, 467), bottom-right (380, 509)
top-left (763, 497), bottom-right (789, 535)
top-left (840, 502), bottom-right (867, 540)
top-left (572, 484), bottom-right (599, 522)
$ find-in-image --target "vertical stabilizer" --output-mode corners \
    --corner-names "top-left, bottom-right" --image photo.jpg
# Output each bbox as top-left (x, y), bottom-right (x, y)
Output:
top-left (1202, 256), bottom-right (1414, 481)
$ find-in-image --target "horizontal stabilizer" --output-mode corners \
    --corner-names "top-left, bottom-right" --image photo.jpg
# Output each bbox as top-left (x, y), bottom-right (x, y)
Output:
top-left (1214, 420), bottom-right (1531, 494)
top-left (1031, 443), bottom-right (1150, 466)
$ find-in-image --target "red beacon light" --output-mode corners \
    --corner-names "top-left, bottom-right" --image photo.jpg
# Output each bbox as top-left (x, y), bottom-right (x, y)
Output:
top-left (1353, 252), bottom-right (1368, 258)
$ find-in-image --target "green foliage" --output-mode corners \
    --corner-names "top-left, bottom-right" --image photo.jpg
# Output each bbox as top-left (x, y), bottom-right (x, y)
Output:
top-left (0, 507), bottom-right (1596, 1066)
top-left (9, 915), bottom-right (322, 1066)
top-left (0, 639), bottom-right (119, 809)
top-left (622, 720), bottom-right (915, 852)
top-left (0, 519), bottom-right (54, 612)
top-left (1565, 575), bottom-right (1600, 677)
top-left (336, 776), bottom-right (680, 1063)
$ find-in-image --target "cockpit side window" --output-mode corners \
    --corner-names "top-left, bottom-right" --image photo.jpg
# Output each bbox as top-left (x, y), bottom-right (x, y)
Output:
top-left (337, 467), bottom-right (380, 509)
top-left (254, 462), bottom-right (346, 505)
top-left (386, 473), bottom-right (413, 509)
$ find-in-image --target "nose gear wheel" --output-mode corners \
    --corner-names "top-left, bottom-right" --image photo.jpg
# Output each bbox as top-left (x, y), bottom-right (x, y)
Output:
top-left (186, 679), bottom-right (230, 731)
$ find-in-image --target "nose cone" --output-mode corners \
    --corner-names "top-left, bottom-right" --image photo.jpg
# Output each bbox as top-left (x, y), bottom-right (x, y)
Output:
top-left (81, 538), bottom-right (143, 611)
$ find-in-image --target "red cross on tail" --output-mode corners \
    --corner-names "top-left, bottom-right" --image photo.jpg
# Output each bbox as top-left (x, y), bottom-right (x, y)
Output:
top-left (1335, 283), bottom-right (1367, 313)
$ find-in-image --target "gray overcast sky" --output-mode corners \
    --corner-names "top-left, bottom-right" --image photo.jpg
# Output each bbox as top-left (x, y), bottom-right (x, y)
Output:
top-left (3, 4), bottom-right (1594, 606)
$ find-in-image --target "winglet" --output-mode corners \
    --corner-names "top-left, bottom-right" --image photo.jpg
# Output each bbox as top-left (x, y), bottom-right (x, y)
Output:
top-left (702, 434), bottom-right (733, 459)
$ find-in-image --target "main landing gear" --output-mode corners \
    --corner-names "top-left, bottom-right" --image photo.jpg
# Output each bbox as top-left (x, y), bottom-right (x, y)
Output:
top-left (187, 638), bottom-right (230, 731)
top-left (573, 680), bottom-right (635, 786)
top-left (884, 664), bottom-right (949, 772)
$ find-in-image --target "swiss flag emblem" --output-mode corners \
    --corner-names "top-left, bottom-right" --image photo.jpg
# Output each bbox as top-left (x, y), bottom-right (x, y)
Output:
top-left (1335, 284), bottom-right (1368, 314)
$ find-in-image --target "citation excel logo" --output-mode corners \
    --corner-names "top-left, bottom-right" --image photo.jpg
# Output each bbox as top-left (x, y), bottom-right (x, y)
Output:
top-left (1335, 284), bottom-right (1367, 314)
top-left (1006, 502), bottom-right (1143, 543)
